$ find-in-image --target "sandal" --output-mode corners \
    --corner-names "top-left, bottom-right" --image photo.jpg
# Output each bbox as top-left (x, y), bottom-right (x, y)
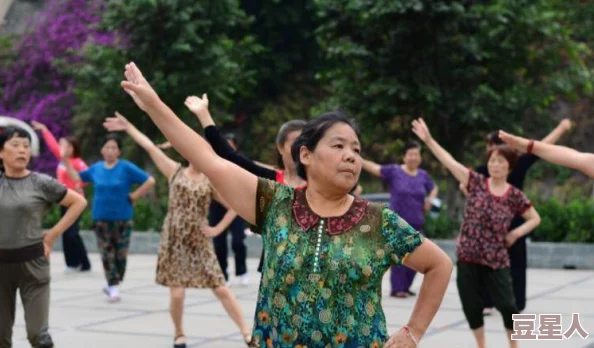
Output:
top-left (173, 335), bottom-right (186, 348)
top-left (243, 333), bottom-right (253, 347)
top-left (406, 290), bottom-right (417, 296)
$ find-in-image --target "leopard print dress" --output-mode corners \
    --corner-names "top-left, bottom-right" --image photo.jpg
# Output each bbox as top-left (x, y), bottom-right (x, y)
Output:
top-left (156, 165), bottom-right (225, 288)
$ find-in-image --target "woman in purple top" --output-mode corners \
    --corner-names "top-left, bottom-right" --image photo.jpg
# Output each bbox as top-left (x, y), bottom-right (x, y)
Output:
top-left (362, 141), bottom-right (438, 298)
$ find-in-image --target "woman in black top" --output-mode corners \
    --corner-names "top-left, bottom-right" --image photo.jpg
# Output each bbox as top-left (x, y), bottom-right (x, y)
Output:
top-left (184, 94), bottom-right (307, 272)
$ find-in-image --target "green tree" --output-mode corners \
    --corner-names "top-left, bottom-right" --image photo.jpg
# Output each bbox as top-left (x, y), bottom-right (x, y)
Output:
top-left (70, 0), bottom-right (261, 157)
top-left (314, 0), bottom-right (593, 214)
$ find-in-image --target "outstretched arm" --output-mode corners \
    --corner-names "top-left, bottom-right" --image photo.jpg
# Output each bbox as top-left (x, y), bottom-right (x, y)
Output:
top-left (186, 95), bottom-right (278, 180)
top-left (120, 62), bottom-right (258, 225)
top-left (361, 158), bottom-right (382, 178)
top-left (412, 118), bottom-right (469, 186)
top-left (31, 121), bottom-right (62, 159)
top-left (540, 118), bottom-right (572, 144)
top-left (104, 112), bottom-right (178, 180)
top-left (499, 130), bottom-right (594, 178)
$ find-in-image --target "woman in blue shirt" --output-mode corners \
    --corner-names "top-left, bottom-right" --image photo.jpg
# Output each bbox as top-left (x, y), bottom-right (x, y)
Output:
top-left (63, 133), bottom-right (155, 302)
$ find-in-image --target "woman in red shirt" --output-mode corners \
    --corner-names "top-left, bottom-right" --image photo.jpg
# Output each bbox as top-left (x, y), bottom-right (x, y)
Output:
top-left (32, 121), bottom-right (92, 272)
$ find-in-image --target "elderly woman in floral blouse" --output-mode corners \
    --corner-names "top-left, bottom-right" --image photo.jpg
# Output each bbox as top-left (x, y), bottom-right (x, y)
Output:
top-left (413, 119), bottom-right (541, 348)
top-left (119, 62), bottom-right (453, 347)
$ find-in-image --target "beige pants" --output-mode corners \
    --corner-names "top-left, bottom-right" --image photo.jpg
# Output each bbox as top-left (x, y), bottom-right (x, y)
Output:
top-left (0, 257), bottom-right (52, 348)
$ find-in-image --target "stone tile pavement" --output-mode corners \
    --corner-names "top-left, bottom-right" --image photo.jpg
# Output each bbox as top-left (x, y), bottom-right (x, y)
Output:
top-left (9, 252), bottom-right (594, 348)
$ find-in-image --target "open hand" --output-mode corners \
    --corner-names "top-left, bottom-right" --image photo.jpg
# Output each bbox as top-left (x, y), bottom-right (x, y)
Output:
top-left (184, 94), bottom-right (209, 115)
top-left (120, 62), bottom-right (161, 112)
top-left (498, 130), bottom-right (530, 153)
top-left (31, 120), bottom-right (48, 132)
top-left (560, 118), bottom-right (573, 132)
top-left (411, 118), bottom-right (432, 143)
top-left (43, 231), bottom-right (56, 259)
top-left (201, 223), bottom-right (221, 238)
top-left (103, 112), bottom-right (130, 132)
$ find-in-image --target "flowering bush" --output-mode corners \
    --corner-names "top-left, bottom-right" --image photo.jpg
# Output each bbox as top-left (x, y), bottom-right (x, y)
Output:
top-left (0, 0), bottom-right (114, 173)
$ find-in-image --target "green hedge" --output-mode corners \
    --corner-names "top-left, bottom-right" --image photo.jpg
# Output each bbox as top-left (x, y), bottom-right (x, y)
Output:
top-left (423, 198), bottom-right (594, 243)
top-left (44, 197), bottom-right (594, 243)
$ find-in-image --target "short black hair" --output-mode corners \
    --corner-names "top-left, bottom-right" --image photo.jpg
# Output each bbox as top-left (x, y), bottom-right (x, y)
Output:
top-left (403, 140), bottom-right (422, 154)
top-left (102, 132), bottom-right (122, 149)
top-left (486, 131), bottom-right (504, 146)
top-left (0, 126), bottom-right (32, 173)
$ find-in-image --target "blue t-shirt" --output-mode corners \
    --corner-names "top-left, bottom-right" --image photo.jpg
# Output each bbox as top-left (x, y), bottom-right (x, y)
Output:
top-left (80, 160), bottom-right (150, 221)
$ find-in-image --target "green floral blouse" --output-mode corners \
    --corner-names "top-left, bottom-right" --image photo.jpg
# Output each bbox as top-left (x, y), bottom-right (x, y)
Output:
top-left (250, 178), bottom-right (424, 348)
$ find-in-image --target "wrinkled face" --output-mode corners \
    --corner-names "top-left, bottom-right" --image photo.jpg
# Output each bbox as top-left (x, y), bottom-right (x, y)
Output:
top-left (101, 139), bottom-right (120, 163)
top-left (0, 135), bottom-right (31, 171)
top-left (277, 130), bottom-right (302, 170)
top-left (403, 148), bottom-right (422, 169)
top-left (487, 150), bottom-right (510, 180)
top-left (300, 123), bottom-right (361, 192)
top-left (59, 138), bottom-right (74, 158)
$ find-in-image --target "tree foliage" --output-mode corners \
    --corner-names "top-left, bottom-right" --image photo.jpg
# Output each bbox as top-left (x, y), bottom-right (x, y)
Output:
top-left (314, 0), bottom-right (593, 156)
top-left (70, 0), bottom-right (261, 158)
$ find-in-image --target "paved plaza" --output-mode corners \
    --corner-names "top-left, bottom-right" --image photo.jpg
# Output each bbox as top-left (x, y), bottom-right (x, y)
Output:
top-left (9, 252), bottom-right (594, 348)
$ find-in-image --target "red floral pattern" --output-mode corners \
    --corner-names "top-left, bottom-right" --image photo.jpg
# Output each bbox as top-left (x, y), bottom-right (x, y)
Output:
top-left (457, 170), bottom-right (533, 269)
top-left (292, 187), bottom-right (369, 235)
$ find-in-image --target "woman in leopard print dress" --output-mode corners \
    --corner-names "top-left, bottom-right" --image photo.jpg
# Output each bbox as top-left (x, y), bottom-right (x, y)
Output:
top-left (103, 113), bottom-right (251, 347)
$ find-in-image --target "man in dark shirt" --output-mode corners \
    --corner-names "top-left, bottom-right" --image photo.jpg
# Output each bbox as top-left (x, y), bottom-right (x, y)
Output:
top-left (466, 119), bottom-right (571, 313)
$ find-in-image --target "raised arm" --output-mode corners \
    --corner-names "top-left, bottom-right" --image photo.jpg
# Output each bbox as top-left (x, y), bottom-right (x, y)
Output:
top-left (186, 95), bottom-right (278, 180)
top-left (540, 118), bottom-right (572, 144)
top-left (103, 112), bottom-right (178, 180)
top-left (412, 118), bottom-right (469, 186)
top-left (120, 62), bottom-right (258, 225)
top-left (31, 121), bottom-right (62, 159)
top-left (361, 158), bottom-right (382, 177)
top-left (499, 130), bottom-right (594, 178)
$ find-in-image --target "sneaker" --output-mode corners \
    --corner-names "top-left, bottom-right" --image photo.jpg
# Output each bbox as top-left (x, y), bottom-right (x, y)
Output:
top-left (239, 274), bottom-right (250, 286)
top-left (103, 285), bottom-right (121, 303)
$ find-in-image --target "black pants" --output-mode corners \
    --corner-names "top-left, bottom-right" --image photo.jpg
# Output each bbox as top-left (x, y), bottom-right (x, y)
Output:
top-left (484, 235), bottom-right (527, 311)
top-left (457, 262), bottom-right (518, 330)
top-left (60, 207), bottom-right (91, 271)
top-left (211, 214), bottom-right (247, 281)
